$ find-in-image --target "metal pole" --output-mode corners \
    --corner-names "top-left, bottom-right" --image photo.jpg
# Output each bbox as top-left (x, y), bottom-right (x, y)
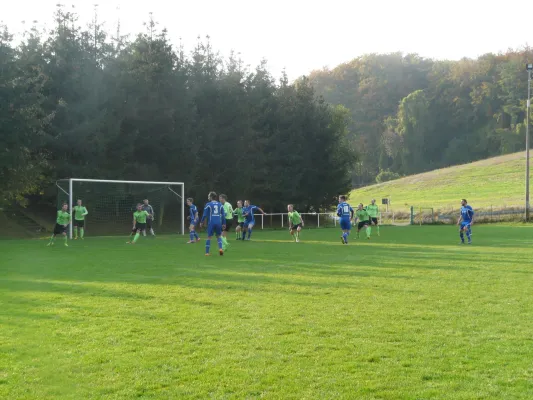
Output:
top-left (181, 184), bottom-right (185, 235)
top-left (69, 179), bottom-right (73, 239)
top-left (526, 69), bottom-right (531, 222)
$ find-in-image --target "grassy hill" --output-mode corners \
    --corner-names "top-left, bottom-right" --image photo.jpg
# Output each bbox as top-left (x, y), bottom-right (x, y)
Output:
top-left (350, 152), bottom-right (532, 212)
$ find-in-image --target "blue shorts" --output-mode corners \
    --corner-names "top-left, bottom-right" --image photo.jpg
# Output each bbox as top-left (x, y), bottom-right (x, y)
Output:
top-left (190, 218), bottom-right (198, 226)
top-left (245, 220), bottom-right (254, 227)
top-left (207, 223), bottom-right (222, 237)
top-left (340, 218), bottom-right (351, 230)
top-left (460, 221), bottom-right (472, 230)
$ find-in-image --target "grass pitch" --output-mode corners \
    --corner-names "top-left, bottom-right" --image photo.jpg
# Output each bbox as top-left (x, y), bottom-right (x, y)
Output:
top-left (1, 226), bottom-right (533, 399)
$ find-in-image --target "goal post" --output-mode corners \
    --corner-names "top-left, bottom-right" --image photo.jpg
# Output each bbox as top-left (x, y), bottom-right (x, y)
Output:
top-left (56, 179), bottom-right (185, 239)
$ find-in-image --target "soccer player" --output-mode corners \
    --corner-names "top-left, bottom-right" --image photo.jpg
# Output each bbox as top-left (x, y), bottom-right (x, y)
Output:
top-left (242, 200), bottom-right (266, 241)
top-left (199, 191), bottom-right (226, 256)
top-left (128, 204), bottom-right (150, 244)
top-left (287, 204), bottom-right (304, 242)
top-left (233, 200), bottom-right (246, 240)
top-left (457, 198), bottom-right (475, 244)
top-left (186, 197), bottom-right (201, 244)
top-left (354, 203), bottom-right (371, 240)
top-left (219, 194), bottom-right (233, 251)
top-left (142, 199), bottom-right (155, 237)
top-left (366, 199), bottom-right (380, 236)
top-left (48, 203), bottom-right (71, 247)
top-left (337, 195), bottom-right (354, 244)
top-left (72, 199), bottom-right (88, 240)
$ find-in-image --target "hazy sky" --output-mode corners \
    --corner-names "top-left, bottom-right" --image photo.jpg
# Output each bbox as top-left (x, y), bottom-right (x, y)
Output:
top-left (2, 0), bottom-right (531, 80)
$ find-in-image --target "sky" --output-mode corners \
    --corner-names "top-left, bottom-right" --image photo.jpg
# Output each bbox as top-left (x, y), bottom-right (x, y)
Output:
top-left (2, 0), bottom-right (531, 80)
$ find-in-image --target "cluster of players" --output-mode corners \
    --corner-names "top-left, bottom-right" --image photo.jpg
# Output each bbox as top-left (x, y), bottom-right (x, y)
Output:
top-left (47, 193), bottom-right (475, 251)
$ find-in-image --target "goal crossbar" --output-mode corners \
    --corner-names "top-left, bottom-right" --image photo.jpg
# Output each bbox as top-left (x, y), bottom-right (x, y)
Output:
top-left (59, 178), bottom-right (185, 238)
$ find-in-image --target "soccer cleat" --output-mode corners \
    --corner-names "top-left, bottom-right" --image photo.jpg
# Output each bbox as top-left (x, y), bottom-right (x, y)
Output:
top-left (367, 236), bottom-right (370, 240)
top-left (47, 242), bottom-right (53, 247)
top-left (64, 243), bottom-right (68, 247)
top-left (74, 237), bottom-right (78, 240)
top-left (186, 241), bottom-right (195, 244)
top-left (205, 253), bottom-right (211, 256)
top-left (296, 238), bottom-right (300, 243)
top-left (219, 249), bottom-right (224, 256)
top-left (196, 238), bottom-right (201, 242)
top-left (341, 236), bottom-right (345, 244)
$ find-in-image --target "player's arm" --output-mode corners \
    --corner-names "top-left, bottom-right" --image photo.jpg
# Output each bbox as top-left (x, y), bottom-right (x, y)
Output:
top-left (457, 214), bottom-right (463, 225)
top-left (469, 208), bottom-right (475, 225)
top-left (200, 206), bottom-right (209, 227)
top-left (149, 205), bottom-right (154, 218)
top-left (83, 207), bottom-right (88, 216)
top-left (256, 207), bottom-right (266, 215)
top-left (132, 214), bottom-right (137, 228)
top-left (336, 205), bottom-right (342, 217)
top-left (350, 208), bottom-right (354, 220)
top-left (300, 213), bottom-right (304, 227)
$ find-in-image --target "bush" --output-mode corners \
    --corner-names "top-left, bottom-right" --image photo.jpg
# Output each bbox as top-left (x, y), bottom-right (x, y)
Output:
top-left (376, 169), bottom-right (402, 183)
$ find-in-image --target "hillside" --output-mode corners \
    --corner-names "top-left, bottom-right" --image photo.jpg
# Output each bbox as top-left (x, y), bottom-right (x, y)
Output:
top-left (350, 152), bottom-right (532, 212)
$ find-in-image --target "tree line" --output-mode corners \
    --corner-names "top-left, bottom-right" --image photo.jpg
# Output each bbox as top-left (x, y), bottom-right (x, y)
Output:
top-left (308, 51), bottom-right (533, 185)
top-left (0, 7), bottom-right (355, 212)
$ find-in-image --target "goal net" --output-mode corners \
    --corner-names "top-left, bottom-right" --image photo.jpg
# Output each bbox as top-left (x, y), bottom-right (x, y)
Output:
top-left (414, 207), bottom-right (435, 225)
top-left (56, 179), bottom-right (185, 238)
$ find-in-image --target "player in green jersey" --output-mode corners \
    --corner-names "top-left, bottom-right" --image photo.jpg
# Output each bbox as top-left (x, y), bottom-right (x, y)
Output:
top-left (234, 200), bottom-right (246, 240)
top-left (287, 204), bottom-right (304, 242)
top-left (354, 203), bottom-right (371, 240)
top-left (48, 203), bottom-right (71, 247)
top-left (128, 204), bottom-right (150, 244)
top-left (366, 199), bottom-right (380, 237)
top-left (72, 199), bottom-right (89, 240)
top-left (219, 194), bottom-right (233, 251)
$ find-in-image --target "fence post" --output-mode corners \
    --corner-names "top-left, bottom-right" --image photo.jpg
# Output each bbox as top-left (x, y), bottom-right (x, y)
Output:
top-left (317, 214), bottom-right (320, 228)
top-left (410, 206), bottom-right (414, 225)
top-left (261, 214), bottom-right (264, 230)
top-left (281, 214), bottom-right (284, 228)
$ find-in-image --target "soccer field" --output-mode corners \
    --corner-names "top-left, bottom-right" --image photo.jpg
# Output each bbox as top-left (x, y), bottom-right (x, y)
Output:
top-left (2, 226), bottom-right (533, 399)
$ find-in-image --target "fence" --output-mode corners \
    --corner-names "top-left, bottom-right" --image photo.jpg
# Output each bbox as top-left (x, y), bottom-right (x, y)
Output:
top-left (252, 212), bottom-right (397, 229)
top-left (409, 205), bottom-right (530, 225)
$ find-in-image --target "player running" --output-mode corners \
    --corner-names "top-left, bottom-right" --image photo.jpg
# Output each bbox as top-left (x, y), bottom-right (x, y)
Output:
top-left (128, 204), bottom-right (150, 244)
top-left (337, 195), bottom-right (354, 244)
top-left (458, 199), bottom-right (475, 244)
top-left (142, 199), bottom-right (155, 237)
top-left (242, 200), bottom-right (266, 241)
top-left (219, 194), bottom-right (233, 251)
top-left (186, 198), bottom-right (201, 244)
top-left (366, 199), bottom-right (380, 236)
top-left (234, 200), bottom-right (246, 240)
top-left (287, 204), bottom-right (304, 242)
top-left (72, 199), bottom-right (88, 240)
top-left (200, 191), bottom-right (226, 256)
top-left (354, 203), bottom-right (371, 240)
top-left (48, 203), bottom-right (71, 247)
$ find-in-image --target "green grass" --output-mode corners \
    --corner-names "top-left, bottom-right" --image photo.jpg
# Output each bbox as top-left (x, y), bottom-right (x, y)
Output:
top-left (351, 152), bottom-right (532, 211)
top-left (1, 227), bottom-right (533, 399)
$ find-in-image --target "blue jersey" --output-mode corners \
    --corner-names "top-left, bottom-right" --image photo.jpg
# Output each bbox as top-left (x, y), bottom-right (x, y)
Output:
top-left (461, 205), bottom-right (474, 222)
top-left (189, 204), bottom-right (198, 222)
top-left (201, 201), bottom-right (226, 226)
top-left (243, 205), bottom-right (258, 222)
top-left (337, 202), bottom-right (353, 219)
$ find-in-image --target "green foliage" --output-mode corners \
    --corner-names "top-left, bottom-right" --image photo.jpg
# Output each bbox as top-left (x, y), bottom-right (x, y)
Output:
top-left (2, 227), bottom-right (533, 398)
top-left (375, 169), bottom-right (401, 183)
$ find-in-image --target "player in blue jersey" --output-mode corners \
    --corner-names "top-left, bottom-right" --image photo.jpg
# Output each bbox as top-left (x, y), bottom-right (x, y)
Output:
top-left (457, 198), bottom-right (475, 244)
top-left (337, 195), bottom-right (354, 244)
top-left (200, 191), bottom-right (226, 256)
top-left (242, 200), bottom-right (266, 241)
top-left (186, 197), bottom-right (201, 244)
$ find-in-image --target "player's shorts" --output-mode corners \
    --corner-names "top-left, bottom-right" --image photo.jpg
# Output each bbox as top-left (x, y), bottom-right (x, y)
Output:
top-left (370, 217), bottom-right (378, 225)
top-left (224, 219), bottom-right (233, 232)
top-left (245, 220), bottom-right (255, 228)
top-left (208, 223), bottom-right (223, 237)
top-left (54, 223), bottom-right (67, 235)
top-left (189, 218), bottom-right (198, 227)
top-left (238, 221), bottom-right (245, 229)
top-left (74, 219), bottom-right (85, 228)
top-left (460, 221), bottom-right (471, 230)
top-left (134, 223), bottom-right (146, 232)
top-left (358, 221), bottom-right (370, 230)
top-left (146, 219), bottom-right (153, 229)
top-left (290, 223), bottom-right (302, 231)
top-left (340, 218), bottom-right (351, 231)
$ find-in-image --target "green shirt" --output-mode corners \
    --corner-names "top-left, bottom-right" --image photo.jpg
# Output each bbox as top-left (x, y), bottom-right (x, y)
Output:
top-left (234, 208), bottom-right (245, 223)
top-left (288, 211), bottom-right (302, 225)
top-left (356, 209), bottom-right (370, 222)
top-left (134, 210), bottom-right (149, 224)
top-left (73, 206), bottom-right (88, 220)
top-left (56, 210), bottom-right (71, 225)
top-left (223, 202), bottom-right (233, 219)
top-left (366, 204), bottom-right (379, 218)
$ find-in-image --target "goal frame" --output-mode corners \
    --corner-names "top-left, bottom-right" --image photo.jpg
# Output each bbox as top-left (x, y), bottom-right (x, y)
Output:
top-left (61, 178), bottom-right (185, 239)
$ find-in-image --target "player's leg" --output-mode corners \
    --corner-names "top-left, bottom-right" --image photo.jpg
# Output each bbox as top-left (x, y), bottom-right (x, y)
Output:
top-left (247, 222), bottom-right (254, 240)
top-left (296, 225), bottom-right (302, 242)
top-left (365, 222), bottom-right (371, 239)
top-left (221, 221), bottom-right (231, 250)
top-left (340, 220), bottom-right (347, 244)
top-left (374, 218), bottom-right (380, 236)
top-left (216, 225), bottom-right (224, 255)
top-left (142, 220), bottom-right (147, 237)
top-left (459, 224), bottom-right (465, 244)
top-left (62, 230), bottom-right (68, 246)
top-left (132, 224), bottom-right (144, 243)
top-left (235, 223), bottom-right (241, 240)
top-left (148, 219), bottom-right (155, 236)
top-left (73, 223), bottom-right (78, 239)
top-left (241, 224), bottom-right (247, 240)
top-left (205, 225), bottom-right (215, 255)
top-left (465, 223), bottom-right (472, 244)
top-left (78, 220), bottom-right (85, 239)
top-left (188, 223), bottom-right (196, 243)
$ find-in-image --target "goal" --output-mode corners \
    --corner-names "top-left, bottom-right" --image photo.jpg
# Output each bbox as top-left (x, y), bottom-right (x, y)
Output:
top-left (56, 179), bottom-right (185, 239)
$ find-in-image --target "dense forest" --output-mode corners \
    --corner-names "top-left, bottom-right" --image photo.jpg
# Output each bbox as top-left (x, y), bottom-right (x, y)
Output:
top-left (309, 51), bottom-right (533, 185)
top-left (0, 7), bottom-right (355, 212)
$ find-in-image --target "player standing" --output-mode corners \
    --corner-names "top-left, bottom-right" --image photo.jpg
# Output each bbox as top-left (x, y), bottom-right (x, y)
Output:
top-left (233, 200), bottom-right (245, 240)
top-left (48, 203), bottom-right (71, 247)
top-left (366, 199), bottom-right (380, 237)
top-left (128, 204), bottom-right (150, 244)
top-left (354, 203), bottom-right (371, 240)
top-left (287, 204), bottom-right (304, 242)
top-left (219, 194), bottom-right (233, 251)
top-left (457, 199), bottom-right (474, 244)
top-left (242, 200), bottom-right (266, 241)
top-left (142, 199), bottom-right (155, 237)
top-left (72, 199), bottom-right (88, 240)
top-left (337, 195), bottom-right (354, 244)
top-left (200, 191), bottom-right (226, 256)
top-left (186, 198), bottom-right (201, 244)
